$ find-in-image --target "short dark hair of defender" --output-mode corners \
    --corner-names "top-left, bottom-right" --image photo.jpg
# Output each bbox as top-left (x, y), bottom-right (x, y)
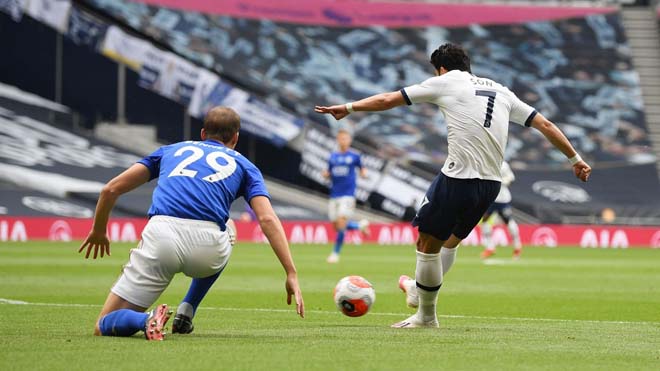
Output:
top-left (430, 43), bottom-right (471, 73)
top-left (203, 106), bottom-right (241, 143)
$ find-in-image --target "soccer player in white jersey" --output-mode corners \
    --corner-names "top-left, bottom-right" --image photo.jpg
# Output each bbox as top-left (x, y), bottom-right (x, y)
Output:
top-left (315, 43), bottom-right (591, 328)
top-left (480, 161), bottom-right (523, 260)
top-left (323, 128), bottom-right (370, 263)
top-left (78, 107), bottom-right (304, 340)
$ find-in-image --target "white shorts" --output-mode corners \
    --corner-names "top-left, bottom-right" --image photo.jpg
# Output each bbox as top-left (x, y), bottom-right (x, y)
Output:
top-left (111, 215), bottom-right (232, 308)
top-left (328, 196), bottom-right (356, 221)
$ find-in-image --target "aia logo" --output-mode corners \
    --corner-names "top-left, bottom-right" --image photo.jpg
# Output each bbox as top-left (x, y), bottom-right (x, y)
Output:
top-left (531, 227), bottom-right (557, 247)
top-left (649, 231), bottom-right (660, 249)
top-left (49, 220), bottom-right (72, 241)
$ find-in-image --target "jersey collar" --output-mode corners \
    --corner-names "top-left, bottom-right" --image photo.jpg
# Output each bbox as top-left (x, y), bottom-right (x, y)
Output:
top-left (203, 139), bottom-right (226, 147)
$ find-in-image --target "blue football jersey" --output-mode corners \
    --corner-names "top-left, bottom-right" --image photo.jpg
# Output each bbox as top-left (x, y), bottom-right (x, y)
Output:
top-left (138, 140), bottom-right (269, 230)
top-left (328, 150), bottom-right (362, 198)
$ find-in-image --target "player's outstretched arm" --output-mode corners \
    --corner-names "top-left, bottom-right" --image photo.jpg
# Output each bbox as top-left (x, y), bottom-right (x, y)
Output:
top-left (250, 196), bottom-right (305, 318)
top-left (79, 164), bottom-right (151, 259)
top-left (530, 113), bottom-right (591, 182)
top-left (315, 91), bottom-right (406, 120)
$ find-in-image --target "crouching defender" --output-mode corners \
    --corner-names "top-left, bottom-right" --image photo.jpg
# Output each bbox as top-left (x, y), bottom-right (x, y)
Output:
top-left (79, 107), bottom-right (304, 340)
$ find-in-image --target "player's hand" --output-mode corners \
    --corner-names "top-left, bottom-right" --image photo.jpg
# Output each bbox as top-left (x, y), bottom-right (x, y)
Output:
top-left (573, 161), bottom-right (591, 182)
top-left (314, 104), bottom-right (349, 120)
top-left (78, 230), bottom-right (111, 259)
top-left (285, 273), bottom-right (305, 318)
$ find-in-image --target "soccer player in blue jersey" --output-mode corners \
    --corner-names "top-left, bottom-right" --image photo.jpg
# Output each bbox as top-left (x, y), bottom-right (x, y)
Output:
top-left (323, 128), bottom-right (369, 263)
top-left (78, 107), bottom-right (304, 340)
top-left (316, 43), bottom-right (591, 328)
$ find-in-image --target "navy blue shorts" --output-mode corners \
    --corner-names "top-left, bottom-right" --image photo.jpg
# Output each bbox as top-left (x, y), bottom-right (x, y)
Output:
top-left (412, 172), bottom-right (500, 240)
top-left (484, 202), bottom-right (513, 224)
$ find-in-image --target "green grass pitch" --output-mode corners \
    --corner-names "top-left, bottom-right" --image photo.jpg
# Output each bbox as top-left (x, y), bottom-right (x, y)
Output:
top-left (1, 241), bottom-right (659, 370)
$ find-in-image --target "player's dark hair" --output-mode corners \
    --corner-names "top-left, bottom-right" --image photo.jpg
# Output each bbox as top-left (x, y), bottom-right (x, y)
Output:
top-left (203, 106), bottom-right (241, 143)
top-left (430, 43), bottom-right (471, 73)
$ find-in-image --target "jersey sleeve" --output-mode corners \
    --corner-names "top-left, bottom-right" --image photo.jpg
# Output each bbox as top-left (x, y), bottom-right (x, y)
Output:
top-left (137, 147), bottom-right (164, 181)
top-left (355, 153), bottom-right (362, 169)
top-left (401, 77), bottom-right (444, 105)
top-left (241, 162), bottom-right (270, 202)
top-left (509, 93), bottom-right (537, 127)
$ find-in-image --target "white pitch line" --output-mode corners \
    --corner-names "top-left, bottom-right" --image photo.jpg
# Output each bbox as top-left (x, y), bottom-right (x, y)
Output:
top-left (1, 298), bottom-right (657, 326)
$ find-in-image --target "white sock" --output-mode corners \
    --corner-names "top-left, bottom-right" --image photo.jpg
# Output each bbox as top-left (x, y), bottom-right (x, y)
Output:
top-left (440, 247), bottom-right (458, 276)
top-left (508, 219), bottom-right (521, 249)
top-left (482, 222), bottom-right (494, 250)
top-left (414, 251), bottom-right (442, 322)
top-left (177, 302), bottom-right (194, 318)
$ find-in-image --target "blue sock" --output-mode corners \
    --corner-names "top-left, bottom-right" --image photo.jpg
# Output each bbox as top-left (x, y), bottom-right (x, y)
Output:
top-left (333, 230), bottom-right (346, 254)
top-left (99, 309), bottom-right (149, 337)
top-left (346, 221), bottom-right (359, 230)
top-left (181, 268), bottom-right (223, 315)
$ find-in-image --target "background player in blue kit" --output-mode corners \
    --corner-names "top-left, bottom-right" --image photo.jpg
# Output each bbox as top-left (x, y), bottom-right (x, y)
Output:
top-left (323, 128), bottom-right (369, 263)
top-left (78, 107), bottom-right (304, 340)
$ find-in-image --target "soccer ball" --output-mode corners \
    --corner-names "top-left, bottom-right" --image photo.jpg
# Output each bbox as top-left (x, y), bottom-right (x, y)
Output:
top-left (333, 275), bottom-right (376, 317)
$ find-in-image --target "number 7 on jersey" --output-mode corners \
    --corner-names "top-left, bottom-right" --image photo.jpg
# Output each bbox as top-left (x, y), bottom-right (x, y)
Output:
top-left (475, 90), bottom-right (497, 128)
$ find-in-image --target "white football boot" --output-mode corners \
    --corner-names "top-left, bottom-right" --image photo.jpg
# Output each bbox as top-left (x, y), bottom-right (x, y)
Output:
top-left (326, 252), bottom-right (340, 263)
top-left (391, 313), bottom-right (439, 329)
top-left (398, 275), bottom-right (419, 308)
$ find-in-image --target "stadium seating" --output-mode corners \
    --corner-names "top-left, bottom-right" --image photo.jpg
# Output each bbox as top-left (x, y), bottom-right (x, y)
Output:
top-left (0, 82), bottom-right (147, 217)
top-left (79, 0), bottom-right (660, 222)
top-left (3, 0), bottom-right (659, 223)
top-left (0, 83), bottom-right (330, 221)
top-left (84, 0), bottom-right (655, 170)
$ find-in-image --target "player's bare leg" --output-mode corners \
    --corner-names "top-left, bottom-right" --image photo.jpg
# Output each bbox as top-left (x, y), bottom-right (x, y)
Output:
top-left (480, 215), bottom-right (496, 259)
top-left (507, 219), bottom-right (523, 259)
top-left (95, 292), bottom-right (171, 340)
top-left (94, 292), bottom-right (146, 335)
top-left (328, 217), bottom-right (348, 263)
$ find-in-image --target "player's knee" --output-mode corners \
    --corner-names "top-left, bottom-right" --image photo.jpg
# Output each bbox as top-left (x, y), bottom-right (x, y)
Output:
top-left (416, 233), bottom-right (443, 254)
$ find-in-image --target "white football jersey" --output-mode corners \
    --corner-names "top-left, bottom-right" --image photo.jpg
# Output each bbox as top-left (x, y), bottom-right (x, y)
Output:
top-left (494, 161), bottom-right (515, 203)
top-left (402, 70), bottom-right (536, 181)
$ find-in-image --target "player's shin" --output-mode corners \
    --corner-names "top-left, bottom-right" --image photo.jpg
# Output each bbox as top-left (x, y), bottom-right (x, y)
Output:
top-left (333, 230), bottom-right (346, 254)
top-left (98, 309), bottom-right (149, 336)
top-left (440, 247), bottom-right (457, 276)
top-left (179, 269), bottom-right (224, 318)
top-left (508, 220), bottom-right (522, 249)
top-left (481, 222), bottom-right (493, 250)
top-left (414, 251), bottom-right (443, 322)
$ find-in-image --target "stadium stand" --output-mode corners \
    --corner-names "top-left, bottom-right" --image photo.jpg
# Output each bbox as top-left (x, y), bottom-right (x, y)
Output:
top-left (2, 0), bottom-right (659, 224)
top-left (0, 81), bottom-right (147, 217)
top-left (83, 0), bottom-right (655, 168)
top-left (0, 80), bottom-right (333, 221)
